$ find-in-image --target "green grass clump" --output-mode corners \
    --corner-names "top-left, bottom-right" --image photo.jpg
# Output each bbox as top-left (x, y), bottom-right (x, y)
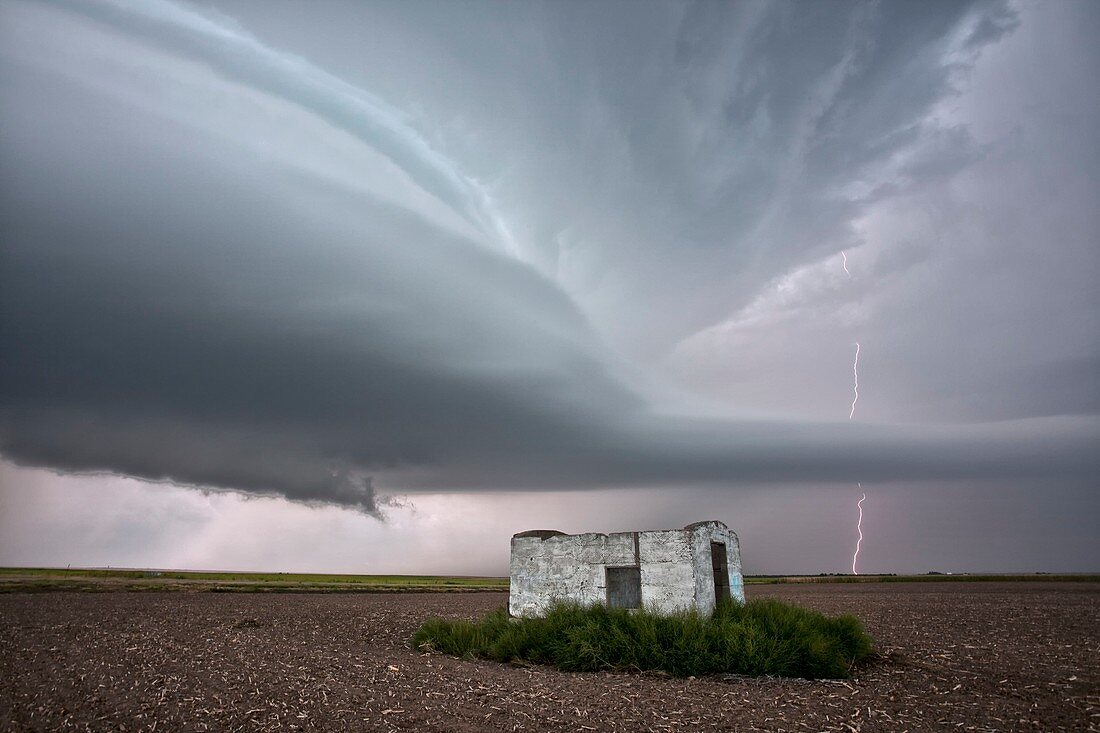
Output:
top-left (411, 598), bottom-right (873, 679)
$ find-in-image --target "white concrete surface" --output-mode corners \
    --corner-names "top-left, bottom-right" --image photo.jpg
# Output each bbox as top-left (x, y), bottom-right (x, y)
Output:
top-left (508, 520), bottom-right (744, 617)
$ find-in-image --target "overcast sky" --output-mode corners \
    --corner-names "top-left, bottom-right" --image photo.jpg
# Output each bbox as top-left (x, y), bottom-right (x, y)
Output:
top-left (1, 0), bottom-right (1097, 574)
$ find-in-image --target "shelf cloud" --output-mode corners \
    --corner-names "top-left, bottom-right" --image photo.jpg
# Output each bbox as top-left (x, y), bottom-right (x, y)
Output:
top-left (1, 0), bottom-right (1097, 515)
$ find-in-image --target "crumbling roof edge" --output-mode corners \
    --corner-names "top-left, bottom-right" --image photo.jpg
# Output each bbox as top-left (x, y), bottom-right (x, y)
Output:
top-left (513, 529), bottom-right (568, 539)
top-left (683, 520), bottom-right (729, 532)
top-left (512, 520), bottom-right (728, 540)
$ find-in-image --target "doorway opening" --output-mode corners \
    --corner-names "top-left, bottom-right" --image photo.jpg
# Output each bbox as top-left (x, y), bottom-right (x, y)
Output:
top-left (710, 542), bottom-right (730, 604)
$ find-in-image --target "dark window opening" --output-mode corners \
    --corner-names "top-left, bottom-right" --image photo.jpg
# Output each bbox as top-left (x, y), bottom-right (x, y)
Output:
top-left (606, 566), bottom-right (642, 609)
top-left (711, 542), bottom-right (731, 604)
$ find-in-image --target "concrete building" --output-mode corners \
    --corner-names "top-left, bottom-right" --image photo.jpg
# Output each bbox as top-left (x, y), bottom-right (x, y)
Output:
top-left (508, 520), bottom-right (745, 618)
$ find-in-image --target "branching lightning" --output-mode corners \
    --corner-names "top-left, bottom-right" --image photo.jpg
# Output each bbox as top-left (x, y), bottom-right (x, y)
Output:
top-left (849, 341), bottom-right (860, 420)
top-left (852, 487), bottom-right (866, 575)
top-left (842, 250), bottom-right (866, 574)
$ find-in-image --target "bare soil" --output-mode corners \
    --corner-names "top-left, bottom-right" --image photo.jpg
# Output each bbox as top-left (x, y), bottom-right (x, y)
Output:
top-left (1, 582), bottom-right (1096, 732)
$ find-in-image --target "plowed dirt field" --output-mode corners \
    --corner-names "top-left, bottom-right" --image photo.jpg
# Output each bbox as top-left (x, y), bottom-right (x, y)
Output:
top-left (1, 582), bottom-right (1097, 732)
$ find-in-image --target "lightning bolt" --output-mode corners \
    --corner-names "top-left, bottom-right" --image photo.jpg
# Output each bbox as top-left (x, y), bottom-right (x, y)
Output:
top-left (842, 250), bottom-right (866, 574)
top-left (849, 341), bottom-right (860, 420)
top-left (852, 487), bottom-right (866, 575)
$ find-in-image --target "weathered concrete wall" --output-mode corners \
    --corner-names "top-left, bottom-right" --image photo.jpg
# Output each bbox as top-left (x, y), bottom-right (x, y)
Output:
top-left (509, 531), bottom-right (635, 617)
top-left (636, 530), bottom-right (697, 615)
top-left (508, 521), bottom-right (745, 618)
top-left (688, 521), bottom-right (746, 615)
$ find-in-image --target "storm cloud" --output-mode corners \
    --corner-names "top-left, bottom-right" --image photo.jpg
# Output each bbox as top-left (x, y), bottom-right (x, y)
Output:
top-left (1, 0), bottom-right (1097, 514)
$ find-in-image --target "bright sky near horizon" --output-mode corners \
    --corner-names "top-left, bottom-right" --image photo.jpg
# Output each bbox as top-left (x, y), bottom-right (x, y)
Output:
top-left (1, 0), bottom-right (1097, 574)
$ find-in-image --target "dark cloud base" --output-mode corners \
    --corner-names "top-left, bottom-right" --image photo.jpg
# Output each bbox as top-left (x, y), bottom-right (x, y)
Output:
top-left (1, 0), bottom-right (1097, 510)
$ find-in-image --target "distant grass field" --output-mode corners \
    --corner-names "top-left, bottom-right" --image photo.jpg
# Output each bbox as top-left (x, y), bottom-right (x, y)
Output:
top-left (744, 573), bottom-right (1100, 584)
top-left (0, 567), bottom-right (508, 593)
top-left (1, 567), bottom-right (1094, 593)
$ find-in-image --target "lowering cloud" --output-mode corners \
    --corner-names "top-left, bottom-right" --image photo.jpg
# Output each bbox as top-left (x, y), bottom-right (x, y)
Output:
top-left (0, 0), bottom-right (1097, 513)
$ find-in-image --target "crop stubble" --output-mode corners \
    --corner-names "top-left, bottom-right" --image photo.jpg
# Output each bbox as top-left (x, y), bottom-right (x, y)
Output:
top-left (1, 582), bottom-right (1096, 732)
